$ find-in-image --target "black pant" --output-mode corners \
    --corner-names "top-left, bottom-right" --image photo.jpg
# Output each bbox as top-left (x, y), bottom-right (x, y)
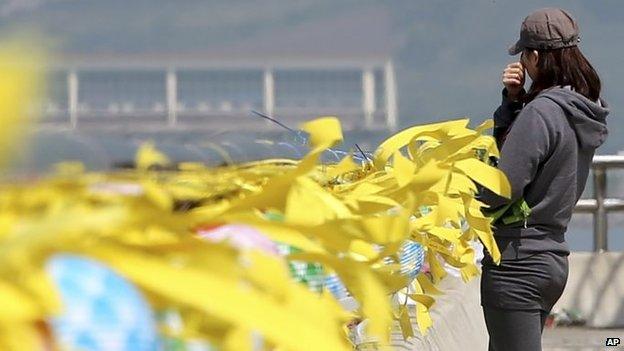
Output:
top-left (482, 306), bottom-right (549, 351)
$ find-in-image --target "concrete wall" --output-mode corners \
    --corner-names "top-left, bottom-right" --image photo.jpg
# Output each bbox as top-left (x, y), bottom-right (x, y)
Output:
top-left (553, 251), bottom-right (624, 328)
top-left (383, 251), bottom-right (624, 350)
top-left (389, 276), bottom-right (488, 350)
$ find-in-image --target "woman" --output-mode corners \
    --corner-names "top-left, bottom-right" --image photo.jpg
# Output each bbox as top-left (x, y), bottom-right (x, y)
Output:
top-left (480, 8), bottom-right (609, 351)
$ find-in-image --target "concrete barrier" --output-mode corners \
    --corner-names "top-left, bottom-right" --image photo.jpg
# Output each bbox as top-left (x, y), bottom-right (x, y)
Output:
top-left (389, 276), bottom-right (488, 350)
top-left (380, 251), bottom-right (624, 350)
top-left (387, 251), bottom-right (624, 350)
top-left (552, 251), bottom-right (624, 328)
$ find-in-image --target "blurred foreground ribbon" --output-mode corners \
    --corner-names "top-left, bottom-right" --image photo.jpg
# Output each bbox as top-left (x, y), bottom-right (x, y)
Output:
top-left (0, 40), bottom-right (509, 350)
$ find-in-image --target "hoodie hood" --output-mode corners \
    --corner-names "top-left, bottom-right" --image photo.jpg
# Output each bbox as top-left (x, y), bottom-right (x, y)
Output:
top-left (539, 86), bottom-right (609, 149)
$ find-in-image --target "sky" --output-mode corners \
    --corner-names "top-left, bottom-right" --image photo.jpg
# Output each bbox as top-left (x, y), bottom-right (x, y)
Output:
top-left (1, 0), bottom-right (623, 152)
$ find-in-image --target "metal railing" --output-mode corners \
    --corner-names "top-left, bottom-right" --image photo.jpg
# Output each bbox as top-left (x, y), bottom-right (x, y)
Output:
top-left (40, 57), bottom-right (399, 132)
top-left (574, 155), bottom-right (624, 252)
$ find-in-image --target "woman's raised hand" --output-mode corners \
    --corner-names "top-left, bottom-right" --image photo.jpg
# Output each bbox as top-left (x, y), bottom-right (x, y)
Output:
top-left (502, 62), bottom-right (525, 100)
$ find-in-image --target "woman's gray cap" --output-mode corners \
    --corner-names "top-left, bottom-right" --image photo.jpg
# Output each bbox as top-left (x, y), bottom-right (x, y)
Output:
top-left (508, 8), bottom-right (580, 55)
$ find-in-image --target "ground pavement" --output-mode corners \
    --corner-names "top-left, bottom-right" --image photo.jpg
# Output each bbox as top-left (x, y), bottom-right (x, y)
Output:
top-left (543, 326), bottom-right (624, 351)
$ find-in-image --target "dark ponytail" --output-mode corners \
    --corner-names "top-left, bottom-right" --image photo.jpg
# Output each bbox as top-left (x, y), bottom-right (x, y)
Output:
top-left (524, 46), bottom-right (601, 102)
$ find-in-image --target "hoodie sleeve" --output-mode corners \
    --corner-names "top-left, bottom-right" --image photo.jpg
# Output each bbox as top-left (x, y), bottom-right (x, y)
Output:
top-left (493, 88), bottom-right (525, 149)
top-left (481, 104), bottom-right (552, 210)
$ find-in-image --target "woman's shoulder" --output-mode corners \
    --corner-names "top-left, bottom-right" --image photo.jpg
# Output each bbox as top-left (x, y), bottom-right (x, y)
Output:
top-left (512, 95), bottom-right (564, 134)
top-left (517, 99), bottom-right (556, 121)
top-left (525, 87), bottom-right (568, 110)
top-left (520, 88), bottom-right (569, 121)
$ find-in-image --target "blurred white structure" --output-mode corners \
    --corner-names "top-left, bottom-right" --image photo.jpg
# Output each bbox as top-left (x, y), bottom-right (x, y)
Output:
top-left (41, 54), bottom-right (398, 132)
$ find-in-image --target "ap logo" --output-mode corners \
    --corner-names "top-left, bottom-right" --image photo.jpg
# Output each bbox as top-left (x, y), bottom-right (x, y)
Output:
top-left (606, 337), bottom-right (620, 347)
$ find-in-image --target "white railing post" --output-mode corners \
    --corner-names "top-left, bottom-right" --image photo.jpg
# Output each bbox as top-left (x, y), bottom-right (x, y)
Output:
top-left (68, 70), bottom-right (79, 129)
top-left (574, 155), bottom-right (624, 252)
top-left (263, 68), bottom-right (275, 122)
top-left (166, 69), bottom-right (178, 126)
top-left (384, 61), bottom-right (398, 132)
top-left (362, 68), bottom-right (376, 129)
top-left (593, 165), bottom-right (608, 252)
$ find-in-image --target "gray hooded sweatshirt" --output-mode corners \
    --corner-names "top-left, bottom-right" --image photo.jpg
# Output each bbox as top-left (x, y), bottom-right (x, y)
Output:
top-left (482, 87), bottom-right (609, 259)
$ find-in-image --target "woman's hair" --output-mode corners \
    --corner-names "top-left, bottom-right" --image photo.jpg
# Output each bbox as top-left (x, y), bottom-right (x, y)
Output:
top-left (524, 46), bottom-right (601, 102)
